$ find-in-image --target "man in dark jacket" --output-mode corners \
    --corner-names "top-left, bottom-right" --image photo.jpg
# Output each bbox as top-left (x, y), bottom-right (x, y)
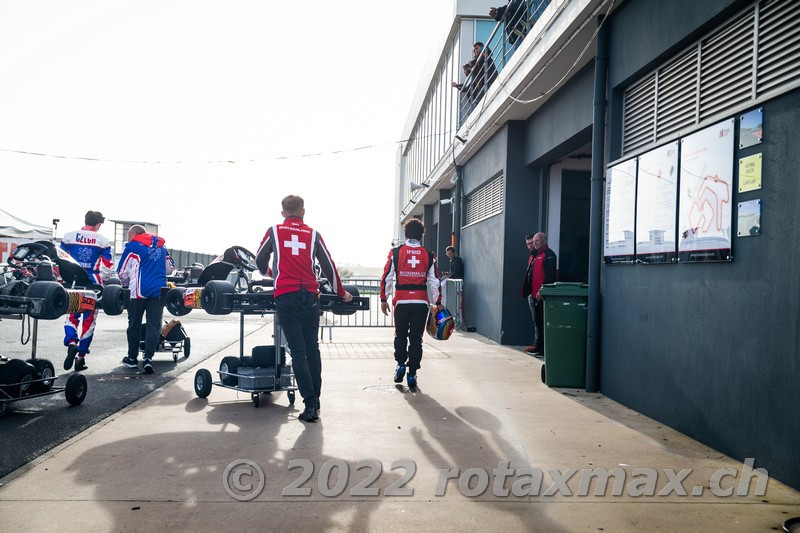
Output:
top-left (522, 232), bottom-right (556, 356)
top-left (119, 225), bottom-right (174, 374)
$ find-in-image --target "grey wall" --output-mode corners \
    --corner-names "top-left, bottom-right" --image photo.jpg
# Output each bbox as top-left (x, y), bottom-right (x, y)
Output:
top-left (525, 64), bottom-right (594, 166)
top-left (461, 127), bottom-right (508, 342)
top-left (601, 88), bottom-right (800, 489)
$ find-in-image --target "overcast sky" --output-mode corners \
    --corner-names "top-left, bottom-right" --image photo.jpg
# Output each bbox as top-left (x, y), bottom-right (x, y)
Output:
top-left (0, 0), bottom-right (454, 268)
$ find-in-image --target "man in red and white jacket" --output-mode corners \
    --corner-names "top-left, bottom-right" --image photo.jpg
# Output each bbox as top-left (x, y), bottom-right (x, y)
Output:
top-left (380, 219), bottom-right (442, 389)
top-left (256, 195), bottom-right (352, 423)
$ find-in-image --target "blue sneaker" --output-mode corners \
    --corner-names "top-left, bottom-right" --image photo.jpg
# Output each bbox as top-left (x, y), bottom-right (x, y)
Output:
top-left (393, 364), bottom-right (406, 383)
top-left (407, 373), bottom-right (417, 389)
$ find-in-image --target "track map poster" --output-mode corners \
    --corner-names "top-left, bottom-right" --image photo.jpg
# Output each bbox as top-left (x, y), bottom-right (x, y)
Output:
top-left (636, 142), bottom-right (678, 263)
top-left (604, 158), bottom-right (637, 263)
top-left (678, 118), bottom-right (734, 262)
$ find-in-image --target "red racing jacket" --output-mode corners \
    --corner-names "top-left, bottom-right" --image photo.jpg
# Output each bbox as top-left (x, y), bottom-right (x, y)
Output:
top-left (380, 239), bottom-right (441, 307)
top-left (255, 217), bottom-right (346, 299)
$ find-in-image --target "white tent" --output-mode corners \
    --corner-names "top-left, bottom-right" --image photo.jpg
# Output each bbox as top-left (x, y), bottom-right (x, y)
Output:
top-left (0, 208), bottom-right (52, 240)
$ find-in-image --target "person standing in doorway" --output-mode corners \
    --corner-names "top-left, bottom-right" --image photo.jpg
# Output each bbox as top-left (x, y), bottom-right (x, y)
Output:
top-left (445, 246), bottom-right (464, 280)
top-left (522, 232), bottom-right (556, 356)
top-left (380, 219), bottom-right (442, 389)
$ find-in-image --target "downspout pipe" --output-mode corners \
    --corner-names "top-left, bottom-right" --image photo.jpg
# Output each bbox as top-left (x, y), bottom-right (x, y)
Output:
top-left (586, 15), bottom-right (608, 393)
top-left (453, 165), bottom-right (463, 252)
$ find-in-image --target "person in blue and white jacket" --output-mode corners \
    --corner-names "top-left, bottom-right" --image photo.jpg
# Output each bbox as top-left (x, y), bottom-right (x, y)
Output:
top-left (60, 210), bottom-right (113, 372)
top-left (118, 224), bottom-right (174, 374)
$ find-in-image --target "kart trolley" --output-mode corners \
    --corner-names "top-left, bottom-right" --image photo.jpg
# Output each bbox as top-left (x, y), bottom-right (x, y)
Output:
top-left (179, 246), bottom-right (370, 408)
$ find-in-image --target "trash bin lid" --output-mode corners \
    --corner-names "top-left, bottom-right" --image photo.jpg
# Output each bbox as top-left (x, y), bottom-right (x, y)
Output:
top-left (538, 282), bottom-right (589, 297)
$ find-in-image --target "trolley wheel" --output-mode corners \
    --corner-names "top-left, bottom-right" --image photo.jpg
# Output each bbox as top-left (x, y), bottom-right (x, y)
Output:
top-left (183, 337), bottom-right (191, 358)
top-left (252, 393), bottom-right (260, 408)
top-left (194, 369), bottom-right (213, 398)
top-left (173, 352), bottom-right (178, 362)
top-left (287, 391), bottom-right (296, 405)
top-left (219, 356), bottom-right (241, 386)
top-left (27, 358), bottom-right (55, 393)
top-left (540, 365), bottom-right (546, 384)
top-left (65, 373), bottom-right (88, 406)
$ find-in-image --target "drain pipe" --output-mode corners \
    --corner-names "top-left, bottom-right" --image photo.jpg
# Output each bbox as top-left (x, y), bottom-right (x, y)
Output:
top-left (586, 15), bottom-right (608, 393)
top-left (453, 165), bottom-right (463, 252)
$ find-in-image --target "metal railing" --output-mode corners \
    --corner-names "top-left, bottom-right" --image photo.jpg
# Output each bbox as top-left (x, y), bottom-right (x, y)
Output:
top-left (458, 0), bottom-right (551, 125)
top-left (321, 278), bottom-right (394, 331)
top-left (442, 279), bottom-right (465, 331)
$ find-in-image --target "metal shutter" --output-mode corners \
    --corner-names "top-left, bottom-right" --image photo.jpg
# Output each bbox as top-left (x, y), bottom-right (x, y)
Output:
top-left (465, 175), bottom-right (504, 226)
top-left (758, 0), bottom-right (800, 95)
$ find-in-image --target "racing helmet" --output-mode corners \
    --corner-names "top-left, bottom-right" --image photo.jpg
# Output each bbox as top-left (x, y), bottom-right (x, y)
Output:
top-left (427, 307), bottom-right (455, 340)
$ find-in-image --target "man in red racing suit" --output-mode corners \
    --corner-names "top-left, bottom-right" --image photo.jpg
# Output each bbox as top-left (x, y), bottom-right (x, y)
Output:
top-left (256, 195), bottom-right (352, 423)
top-left (380, 219), bottom-right (442, 389)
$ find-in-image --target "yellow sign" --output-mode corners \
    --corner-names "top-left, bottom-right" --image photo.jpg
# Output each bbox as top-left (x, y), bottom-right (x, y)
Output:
top-left (738, 154), bottom-right (762, 192)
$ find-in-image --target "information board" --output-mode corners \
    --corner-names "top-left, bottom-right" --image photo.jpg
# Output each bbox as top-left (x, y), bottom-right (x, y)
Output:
top-left (678, 118), bottom-right (734, 262)
top-left (635, 142), bottom-right (678, 263)
top-left (604, 158), bottom-right (637, 263)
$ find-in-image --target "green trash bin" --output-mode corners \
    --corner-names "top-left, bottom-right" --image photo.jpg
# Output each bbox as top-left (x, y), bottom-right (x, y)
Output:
top-left (538, 282), bottom-right (588, 388)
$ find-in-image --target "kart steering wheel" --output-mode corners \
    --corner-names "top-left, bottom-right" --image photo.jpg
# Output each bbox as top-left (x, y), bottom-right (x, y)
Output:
top-left (8, 242), bottom-right (50, 266)
top-left (230, 246), bottom-right (258, 272)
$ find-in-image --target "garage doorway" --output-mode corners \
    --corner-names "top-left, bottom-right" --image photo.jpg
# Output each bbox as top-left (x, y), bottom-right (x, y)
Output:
top-left (558, 170), bottom-right (591, 282)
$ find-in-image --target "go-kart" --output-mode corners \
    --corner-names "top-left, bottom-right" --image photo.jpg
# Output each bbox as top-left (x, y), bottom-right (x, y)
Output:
top-left (138, 319), bottom-right (191, 362)
top-left (0, 240), bottom-right (127, 319)
top-left (0, 353), bottom-right (87, 417)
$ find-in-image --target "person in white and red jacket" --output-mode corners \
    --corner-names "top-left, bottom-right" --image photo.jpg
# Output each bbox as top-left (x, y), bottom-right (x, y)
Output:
top-left (380, 219), bottom-right (442, 389)
top-left (118, 225), bottom-right (175, 374)
top-left (60, 210), bottom-right (113, 372)
top-left (256, 195), bottom-right (352, 423)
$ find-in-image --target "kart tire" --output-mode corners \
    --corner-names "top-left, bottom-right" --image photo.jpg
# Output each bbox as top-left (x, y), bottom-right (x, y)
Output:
top-left (26, 281), bottom-right (69, 320)
top-left (332, 284), bottom-right (360, 316)
top-left (194, 369), bottom-right (213, 398)
top-left (541, 365), bottom-right (546, 384)
top-left (220, 356), bottom-right (241, 386)
top-left (166, 288), bottom-right (192, 317)
top-left (27, 358), bottom-right (55, 394)
top-left (202, 281), bottom-right (235, 315)
top-left (106, 276), bottom-right (122, 286)
top-left (65, 373), bottom-right (88, 406)
top-left (183, 337), bottom-right (191, 358)
top-left (101, 284), bottom-right (126, 316)
top-left (0, 359), bottom-right (36, 398)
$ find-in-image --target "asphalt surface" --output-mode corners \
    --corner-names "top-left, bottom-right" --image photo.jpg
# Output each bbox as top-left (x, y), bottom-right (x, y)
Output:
top-left (0, 309), bottom-right (269, 478)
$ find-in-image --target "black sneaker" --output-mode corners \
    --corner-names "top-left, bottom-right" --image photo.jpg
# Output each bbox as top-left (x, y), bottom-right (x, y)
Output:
top-left (298, 406), bottom-right (318, 423)
top-left (121, 356), bottom-right (138, 368)
top-left (394, 364), bottom-right (406, 383)
top-left (143, 359), bottom-right (154, 374)
top-left (74, 357), bottom-right (88, 372)
top-left (64, 344), bottom-right (78, 370)
top-left (407, 373), bottom-right (418, 389)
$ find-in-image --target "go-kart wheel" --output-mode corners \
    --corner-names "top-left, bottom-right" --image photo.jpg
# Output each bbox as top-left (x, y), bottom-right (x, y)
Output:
top-left (26, 281), bottom-right (69, 320)
top-left (166, 288), bottom-right (192, 317)
top-left (252, 393), bottom-right (260, 408)
top-left (540, 365), bottom-right (546, 384)
top-left (65, 373), bottom-right (88, 406)
top-left (0, 359), bottom-right (37, 397)
top-left (201, 281), bottom-right (235, 315)
top-left (183, 337), bottom-right (191, 358)
top-left (219, 356), bottom-right (240, 386)
top-left (194, 369), bottom-right (213, 398)
top-left (287, 391), bottom-right (296, 405)
top-left (101, 284), bottom-right (127, 316)
top-left (332, 284), bottom-right (360, 316)
top-left (105, 276), bottom-right (122, 286)
top-left (239, 355), bottom-right (254, 368)
top-left (27, 358), bottom-right (55, 393)
top-left (173, 352), bottom-right (178, 362)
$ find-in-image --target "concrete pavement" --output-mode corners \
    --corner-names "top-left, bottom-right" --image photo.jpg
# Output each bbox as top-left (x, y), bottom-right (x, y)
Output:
top-left (1, 326), bottom-right (798, 532)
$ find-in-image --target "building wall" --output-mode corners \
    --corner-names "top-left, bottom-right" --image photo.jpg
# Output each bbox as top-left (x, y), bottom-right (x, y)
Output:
top-left (601, 0), bottom-right (800, 489)
top-left (461, 127), bottom-right (508, 341)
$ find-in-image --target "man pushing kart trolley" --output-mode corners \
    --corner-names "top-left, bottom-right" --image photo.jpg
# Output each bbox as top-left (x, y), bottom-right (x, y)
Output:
top-left (255, 195), bottom-right (352, 423)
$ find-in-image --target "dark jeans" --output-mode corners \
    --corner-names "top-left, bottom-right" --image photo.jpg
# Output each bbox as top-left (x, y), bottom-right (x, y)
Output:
top-left (127, 297), bottom-right (163, 359)
top-left (393, 303), bottom-right (428, 373)
top-left (276, 290), bottom-right (321, 408)
top-left (528, 295), bottom-right (544, 351)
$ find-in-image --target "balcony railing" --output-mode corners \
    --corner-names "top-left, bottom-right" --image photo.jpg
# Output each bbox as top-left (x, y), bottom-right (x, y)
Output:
top-left (457, 0), bottom-right (550, 125)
